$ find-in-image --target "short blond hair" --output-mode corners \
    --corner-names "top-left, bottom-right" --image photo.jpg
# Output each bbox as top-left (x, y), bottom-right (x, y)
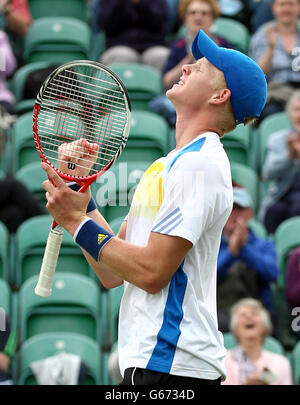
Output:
top-left (178, 0), bottom-right (220, 20)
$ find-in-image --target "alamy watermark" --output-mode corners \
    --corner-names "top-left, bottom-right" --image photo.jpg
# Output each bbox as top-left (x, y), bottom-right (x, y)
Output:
top-left (291, 307), bottom-right (300, 332)
top-left (94, 163), bottom-right (205, 219)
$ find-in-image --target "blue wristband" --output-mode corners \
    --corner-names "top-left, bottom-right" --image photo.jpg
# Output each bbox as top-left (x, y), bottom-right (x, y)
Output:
top-left (68, 183), bottom-right (97, 213)
top-left (74, 218), bottom-right (114, 261)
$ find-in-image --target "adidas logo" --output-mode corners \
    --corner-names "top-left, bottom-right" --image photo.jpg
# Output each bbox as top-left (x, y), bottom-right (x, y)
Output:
top-left (98, 233), bottom-right (108, 245)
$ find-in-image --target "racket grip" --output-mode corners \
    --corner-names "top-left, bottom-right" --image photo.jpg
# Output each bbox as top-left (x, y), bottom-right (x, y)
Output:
top-left (34, 226), bottom-right (63, 297)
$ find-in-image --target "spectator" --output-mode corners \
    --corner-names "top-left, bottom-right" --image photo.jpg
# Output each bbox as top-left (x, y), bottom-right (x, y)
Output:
top-left (286, 246), bottom-right (300, 310)
top-left (250, 0), bottom-right (300, 121)
top-left (151, 0), bottom-right (233, 126)
top-left (0, 0), bottom-right (32, 37)
top-left (217, 186), bottom-right (279, 332)
top-left (98, 0), bottom-right (170, 71)
top-left (259, 90), bottom-right (300, 234)
top-left (0, 29), bottom-right (16, 115)
top-left (163, 0), bottom-right (233, 90)
top-left (0, 177), bottom-right (45, 233)
top-left (0, 315), bottom-right (16, 385)
top-left (222, 298), bottom-right (292, 385)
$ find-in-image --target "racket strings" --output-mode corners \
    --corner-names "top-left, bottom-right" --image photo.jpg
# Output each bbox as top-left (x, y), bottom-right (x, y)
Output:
top-left (37, 65), bottom-right (128, 174)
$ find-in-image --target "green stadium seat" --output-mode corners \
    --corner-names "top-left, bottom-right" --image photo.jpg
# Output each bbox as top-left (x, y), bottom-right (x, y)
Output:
top-left (28, 0), bottom-right (88, 21)
top-left (13, 214), bottom-right (92, 287)
top-left (12, 112), bottom-right (40, 171)
top-left (231, 162), bottom-right (260, 213)
top-left (15, 162), bottom-right (48, 206)
top-left (221, 124), bottom-right (251, 166)
top-left (211, 17), bottom-right (250, 54)
top-left (106, 285), bottom-right (124, 348)
top-left (109, 63), bottom-right (163, 112)
top-left (291, 340), bottom-right (300, 384)
top-left (19, 273), bottom-right (102, 342)
top-left (109, 217), bottom-right (126, 235)
top-left (96, 161), bottom-right (150, 222)
top-left (12, 61), bottom-right (56, 114)
top-left (223, 332), bottom-right (285, 354)
top-left (23, 17), bottom-right (91, 64)
top-left (258, 111), bottom-right (291, 173)
top-left (17, 332), bottom-right (102, 385)
top-left (0, 278), bottom-right (10, 315)
top-left (118, 110), bottom-right (169, 163)
top-left (248, 218), bottom-right (267, 239)
top-left (0, 222), bottom-right (9, 282)
top-left (274, 216), bottom-right (300, 289)
top-left (178, 17), bottom-right (250, 54)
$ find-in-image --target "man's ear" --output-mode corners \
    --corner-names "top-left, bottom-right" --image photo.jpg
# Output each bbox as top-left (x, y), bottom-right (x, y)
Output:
top-left (209, 88), bottom-right (231, 106)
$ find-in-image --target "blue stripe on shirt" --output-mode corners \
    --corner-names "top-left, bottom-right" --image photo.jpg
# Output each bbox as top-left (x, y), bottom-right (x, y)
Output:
top-left (146, 261), bottom-right (188, 373)
top-left (152, 207), bottom-right (180, 231)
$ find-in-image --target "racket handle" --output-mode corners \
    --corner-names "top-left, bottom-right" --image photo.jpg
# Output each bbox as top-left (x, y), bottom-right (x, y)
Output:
top-left (34, 225), bottom-right (63, 297)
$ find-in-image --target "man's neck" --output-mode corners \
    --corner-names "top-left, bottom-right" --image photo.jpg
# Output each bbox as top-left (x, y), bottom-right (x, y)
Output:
top-left (175, 113), bottom-right (222, 150)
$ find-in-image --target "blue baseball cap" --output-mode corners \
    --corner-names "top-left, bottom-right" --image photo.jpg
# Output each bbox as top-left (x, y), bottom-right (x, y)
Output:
top-left (192, 30), bottom-right (267, 125)
top-left (233, 187), bottom-right (253, 208)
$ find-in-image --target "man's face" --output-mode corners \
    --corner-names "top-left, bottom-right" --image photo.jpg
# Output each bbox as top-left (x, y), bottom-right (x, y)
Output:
top-left (272, 0), bottom-right (300, 23)
top-left (166, 57), bottom-right (222, 110)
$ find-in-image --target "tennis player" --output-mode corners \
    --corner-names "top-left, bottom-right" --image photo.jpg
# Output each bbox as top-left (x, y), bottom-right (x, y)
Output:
top-left (41, 30), bottom-right (267, 385)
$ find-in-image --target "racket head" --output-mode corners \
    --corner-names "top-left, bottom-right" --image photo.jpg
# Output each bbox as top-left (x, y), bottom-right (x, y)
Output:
top-left (33, 60), bottom-right (131, 183)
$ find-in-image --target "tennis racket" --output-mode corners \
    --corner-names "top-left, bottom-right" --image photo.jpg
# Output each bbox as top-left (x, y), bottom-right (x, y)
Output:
top-left (33, 60), bottom-right (131, 297)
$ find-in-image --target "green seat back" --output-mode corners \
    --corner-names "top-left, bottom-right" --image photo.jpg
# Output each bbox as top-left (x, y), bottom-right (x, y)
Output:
top-left (107, 285), bottom-right (124, 347)
top-left (211, 17), bottom-right (250, 53)
top-left (28, 0), bottom-right (88, 21)
top-left (274, 216), bottom-right (300, 289)
top-left (0, 222), bottom-right (9, 282)
top-left (292, 341), bottom-right (300, 385)
top-left (15, 162), bottom-right (48, 206)
top-left (222, 124), bottom-right (251, 166)
top-left (0, 278), bottom-right (10, 315)
top-left (223, 332), bottom-right (285, 354)
top-left (96, 161), bottom-right (150, 222)
top-left (14, 215), bottom-right (91, 286)
top-left (231, 162), bottom-right (259, 213)
top-left (258, 112), bottom-right (291, 173)
top-left (19, 273), bottom-right (102, 341)
top-left (118, 110), bottom-right (169, 164)
top-left (18, 332), bottom-right (102, 385)
top-left (109, 63), bottom-right (163, 111)
top-left (24, 17), bottom-right (91, 64)
top-left (13, 112), bottom-right (40, 171)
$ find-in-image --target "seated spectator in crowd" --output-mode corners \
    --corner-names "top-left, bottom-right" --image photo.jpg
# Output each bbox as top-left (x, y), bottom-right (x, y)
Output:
top-left (0, 0), bottom-right (32, 37)
top-left (250, 0), bottom-right (300, 121)
top-left (259, 90), bottom-right (300, 234)
top-left (286, 246), bottom-right (300, 310)
top-left (222, 298), bottom-right (293, 385)
top-left (0, 29), bottom-right (16, 115)
top-left (98, 0), bottom-right (170, 71)
top-left (151, 0), bottom-right (233, 125)
top-left (217, 186), bottom-right (279, 332)
top-left (0, 314), bottom-right (16, 385)
top-left (286, 246), bottom-right (300, 338)
top-left (0, 177), bottom-right (45, 233)
top-left (163, 0), bottom-right (233, 91)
